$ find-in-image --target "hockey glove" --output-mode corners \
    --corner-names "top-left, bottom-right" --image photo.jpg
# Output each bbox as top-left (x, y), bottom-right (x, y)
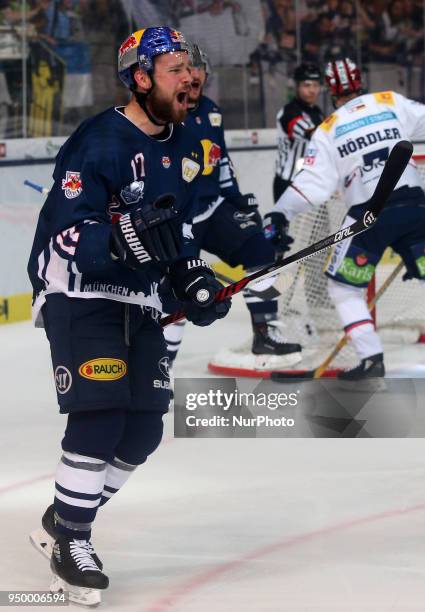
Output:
top-left (229, 193), bottom-right (262, 228)
top-left (231, 193), bottom-right (259, 212)
top-left (168, 257), bottom-right (231, 326)
top-left (263, 211), bottom-right (294, 255)
top-left (110, 193), bottom-right (182, 269)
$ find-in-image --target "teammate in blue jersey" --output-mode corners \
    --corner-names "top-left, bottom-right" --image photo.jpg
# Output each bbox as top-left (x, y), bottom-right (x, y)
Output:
top-left (27, 27), bottom-right (230, 605)
top-left (164, 44), bottom-right (302, 374)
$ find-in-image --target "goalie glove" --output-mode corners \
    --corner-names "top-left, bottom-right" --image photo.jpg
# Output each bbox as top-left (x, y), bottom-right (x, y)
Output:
top-left (110, 193), bottom-right (182, 268)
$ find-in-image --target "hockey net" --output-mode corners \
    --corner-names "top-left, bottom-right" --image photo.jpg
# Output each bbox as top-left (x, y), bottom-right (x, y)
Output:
top-left (208, 149), bottom-right (425, 378)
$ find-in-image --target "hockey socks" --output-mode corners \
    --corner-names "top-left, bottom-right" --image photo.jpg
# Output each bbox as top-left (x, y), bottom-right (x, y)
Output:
top-left (54, 452), bottom-right (106, 540)
top-left (99, 456), bottom-right (138, 507)
top-left (328, 278), bottom-right (383, 360)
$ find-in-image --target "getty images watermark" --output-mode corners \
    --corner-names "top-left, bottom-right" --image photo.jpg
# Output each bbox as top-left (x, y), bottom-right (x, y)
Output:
top-left (174, 378), bottom-right (425, 439)
top-left (174, 378), bottom-right (301, 437)
top-left (184, 388), bottom-right (297, 428)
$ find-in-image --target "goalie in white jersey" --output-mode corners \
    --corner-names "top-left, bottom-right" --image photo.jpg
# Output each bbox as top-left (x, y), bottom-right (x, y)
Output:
top-left (265, 58), bottom-right (425, 382)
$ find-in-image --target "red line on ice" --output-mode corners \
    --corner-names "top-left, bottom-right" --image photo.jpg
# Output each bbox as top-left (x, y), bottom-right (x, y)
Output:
top-left (147, 501), bottom-right (425, 612)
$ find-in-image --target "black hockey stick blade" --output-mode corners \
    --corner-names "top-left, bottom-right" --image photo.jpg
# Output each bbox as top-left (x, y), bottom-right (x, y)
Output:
top-left (161, 140), bottom-right (413, 326)
top-left (270, 369), bottom-right (316, 381)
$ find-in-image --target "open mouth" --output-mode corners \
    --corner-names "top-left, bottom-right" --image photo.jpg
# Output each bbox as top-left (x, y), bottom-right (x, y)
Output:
top-left (191, 80), bottom-right (201, 91)
top-left (176, 91), bottom-right (188, 106)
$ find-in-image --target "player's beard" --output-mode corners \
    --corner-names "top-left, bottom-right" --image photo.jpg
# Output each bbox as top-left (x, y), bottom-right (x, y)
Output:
top-left (147, 87), bottom-right (188, 124)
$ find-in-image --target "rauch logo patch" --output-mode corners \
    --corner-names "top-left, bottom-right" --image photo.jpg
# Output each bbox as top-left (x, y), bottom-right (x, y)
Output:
top-left (79, 358), bottom-right (127, 381)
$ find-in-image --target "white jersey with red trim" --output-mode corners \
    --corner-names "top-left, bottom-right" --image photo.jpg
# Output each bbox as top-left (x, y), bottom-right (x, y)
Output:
top-left (275, 91), bottom-right (425, 220)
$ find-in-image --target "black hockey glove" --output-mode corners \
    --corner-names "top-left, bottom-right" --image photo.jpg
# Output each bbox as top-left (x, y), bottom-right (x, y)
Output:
top-left (168, 257), bottom-right (231, 326)
top-left (229, 193), bottom-right (262, 228)
top-left (231, 192), bottom-right (259, 212)
top-left (110, 193), bottom-right (182, 269)
top-left (263, 211), bottom-right (294, 255)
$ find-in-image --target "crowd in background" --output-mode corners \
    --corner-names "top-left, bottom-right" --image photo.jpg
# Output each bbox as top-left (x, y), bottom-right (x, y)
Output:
top-left (0, 0), bottom-right (424, 138)
top-left (0, 0), bottom-right (128, 138)
top-left (254, 0), bottom-right (424, 67)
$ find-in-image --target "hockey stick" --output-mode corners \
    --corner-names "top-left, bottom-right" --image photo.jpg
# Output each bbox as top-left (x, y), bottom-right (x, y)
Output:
top-left (24, 179), bottom-right (50, 195)
top-left (213, 268), bottom-right (281, 300)
top-left (161, 140), bottom-right (413, 326)
top-left (270, 260), bottom-right (404, 381)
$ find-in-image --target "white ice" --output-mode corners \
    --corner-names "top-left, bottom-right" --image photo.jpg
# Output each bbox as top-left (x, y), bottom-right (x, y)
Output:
top-left (1, 295), bottom-right (425, 611)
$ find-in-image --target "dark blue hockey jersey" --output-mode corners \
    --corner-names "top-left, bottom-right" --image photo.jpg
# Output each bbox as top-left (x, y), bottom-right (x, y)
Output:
top-left (28, 107), bottom-right (203, 326)
top-left (185, 95), bottom-right (240, 220)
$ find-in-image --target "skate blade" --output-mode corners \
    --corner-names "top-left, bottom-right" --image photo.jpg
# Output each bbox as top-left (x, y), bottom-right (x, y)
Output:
top-left (50, 573), bottom-right (102, 607)
top-left (337, 377), bottom-right (387, 392)
top-left (29, 527), bottom-right (53, 561)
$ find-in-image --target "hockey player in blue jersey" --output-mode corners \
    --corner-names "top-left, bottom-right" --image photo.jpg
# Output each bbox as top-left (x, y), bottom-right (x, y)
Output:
top-left (27, 27), bottom-right (230, 605)
top-left (164, 44), bottom-right (302, 374)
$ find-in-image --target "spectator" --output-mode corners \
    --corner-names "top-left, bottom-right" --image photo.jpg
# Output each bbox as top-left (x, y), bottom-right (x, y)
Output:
top-left (328, 0), bottom-right (358, 60)
top-left (400, 0), bottom-right (424, 64)
top-left (359, 0), bottom-right (402, 63)
top-left (274, 0), bottom-right (297, 59)
top-left (301, 12), bottom-right (335, 62)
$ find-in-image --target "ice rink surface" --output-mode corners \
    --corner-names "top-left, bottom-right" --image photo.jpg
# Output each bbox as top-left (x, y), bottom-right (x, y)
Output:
top-left (1, 295), bottom-right (425, 611)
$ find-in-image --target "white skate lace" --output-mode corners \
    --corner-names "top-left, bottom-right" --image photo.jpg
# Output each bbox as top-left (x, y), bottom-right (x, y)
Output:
top-left (266, 320), bottom-right (288, 344)
top-left (70, 540), bottom-right (100, 572)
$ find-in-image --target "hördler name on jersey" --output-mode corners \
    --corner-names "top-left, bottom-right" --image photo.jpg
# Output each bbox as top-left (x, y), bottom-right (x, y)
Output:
top-left (337, 128), bottom-right (401, 158)
top-left (79, 358), bottom-right (127, 381)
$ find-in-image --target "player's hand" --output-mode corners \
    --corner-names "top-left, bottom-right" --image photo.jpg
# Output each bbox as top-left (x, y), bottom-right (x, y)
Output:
top-left (168, 257), bottom-right (231, 326)
top-left (263, 211), bottom-right (294, 255)
top-left (231, 193), bottom-right (259, 212)
top-left (110, 193), bottom-right (182, 268)
top-left (292, 116), bottom-right (316, 141)
top-left (229, 193), bottom-right (262, 228)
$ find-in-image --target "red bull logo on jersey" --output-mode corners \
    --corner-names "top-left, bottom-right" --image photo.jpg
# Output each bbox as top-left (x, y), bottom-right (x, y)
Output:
top-left (201, 139), bottom-right (221, 176)
top-left (79, 358), bottom-right (127, 381)
top-left (62, 171), bottom-right (82, 199)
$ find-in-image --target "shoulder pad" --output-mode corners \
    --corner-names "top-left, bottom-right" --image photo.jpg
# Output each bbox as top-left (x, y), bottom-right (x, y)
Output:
top-left (319, 112), bottom-right (337, 133)
top-left (373, 91), bottom-right (395, 105)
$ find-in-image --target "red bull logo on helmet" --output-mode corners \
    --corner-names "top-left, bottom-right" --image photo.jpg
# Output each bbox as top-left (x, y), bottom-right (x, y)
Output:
top-left (119, 34), bottom-right (138, 59)
top-left (170, 30), bottom-right (185, 43)
top-left (62, 171), bottom-right (82, 199)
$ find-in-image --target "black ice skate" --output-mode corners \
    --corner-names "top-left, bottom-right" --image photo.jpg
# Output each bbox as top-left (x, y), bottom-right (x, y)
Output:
top-left (29, 505), bottom-right (103, 570)
top-left (252, 320), bottom-right (302, 368)
top-left (50, 535), bottom-right (108, 607)
top-left (337, 353), bottom-right (386, 391)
